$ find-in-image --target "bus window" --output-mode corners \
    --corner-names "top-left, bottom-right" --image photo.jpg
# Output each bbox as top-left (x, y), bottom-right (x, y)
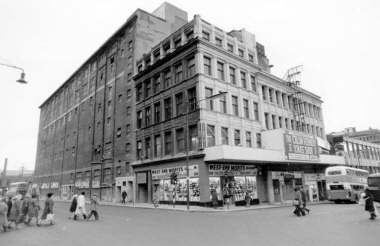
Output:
top-left (327, 170), bottom-right (342, 176)
top-left (350, 185), bottom-right (364, 191)
top-left (368, 177), bottom-right (380, 187)
top-left (330, 185), bottom-right (344, 190)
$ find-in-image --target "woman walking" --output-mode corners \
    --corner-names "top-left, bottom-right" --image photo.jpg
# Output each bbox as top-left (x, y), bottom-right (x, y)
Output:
top-left (26, 194), bottom-right (40, 225)
top-left (8, 195), bottom-right (21, 229)
top-left (39, 193), bottom-right (54, 226)
top-left (293, 187), bottom-right (305, 217)
top-left (363, 189), bottom-right (377, 220)
top-left (69, 192), bottom-right (78, 219)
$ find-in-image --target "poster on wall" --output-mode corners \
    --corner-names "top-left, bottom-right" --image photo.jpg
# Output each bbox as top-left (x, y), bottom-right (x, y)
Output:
top-left (284, 132), bottom-right (319, 161)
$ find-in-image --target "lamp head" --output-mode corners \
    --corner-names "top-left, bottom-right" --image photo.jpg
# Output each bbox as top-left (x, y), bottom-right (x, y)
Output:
top-left (16, 72), bottom-right (27, 84)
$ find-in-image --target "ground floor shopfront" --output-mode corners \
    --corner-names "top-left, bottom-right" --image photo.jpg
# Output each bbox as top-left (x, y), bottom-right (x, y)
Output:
top-left (132, 157), bottom-right (331, 207)
top-left (36, 175), bottom-right (134, 203)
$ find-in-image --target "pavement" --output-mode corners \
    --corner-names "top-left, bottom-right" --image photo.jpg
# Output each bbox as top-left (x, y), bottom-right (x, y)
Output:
top-left (55, 198), bottom-right (332, 212)
top-left (1, 202), bottom-right (379, 246)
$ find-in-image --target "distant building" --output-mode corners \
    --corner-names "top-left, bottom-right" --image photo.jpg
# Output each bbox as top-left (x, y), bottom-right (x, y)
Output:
top-left (342, 127), bottom-right (380, 144)
top-left (327, 130), bottom-right (380, 173)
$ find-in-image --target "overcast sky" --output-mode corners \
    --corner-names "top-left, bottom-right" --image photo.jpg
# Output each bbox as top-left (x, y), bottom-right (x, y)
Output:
top-left (0, 0), bottom-right (379, 171)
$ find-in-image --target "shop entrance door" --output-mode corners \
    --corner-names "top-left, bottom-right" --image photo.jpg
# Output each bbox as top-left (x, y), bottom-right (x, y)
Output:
top-left (137, 184), bottom-right (148, 203)
top-left (273, 180), bottom-right (281, 202)
top-left (221, 175), bottom-right (235, 204)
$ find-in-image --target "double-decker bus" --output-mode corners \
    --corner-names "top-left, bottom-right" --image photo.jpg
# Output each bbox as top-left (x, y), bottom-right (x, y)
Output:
top-left (325, 166), bottom-right (368, 203)
top-left (368, 173), bottom-right (380, 202)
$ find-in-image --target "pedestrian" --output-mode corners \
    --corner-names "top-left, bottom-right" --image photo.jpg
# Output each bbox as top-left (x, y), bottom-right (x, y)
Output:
top-left (8, 195), bottom-right (21, 229)
top-left (26, 194), bottom-right (40, 226)
top-left (87, 195), bottom-right (99, 221)
top-left (363, 189), bottom-right (377, 220)
top-left (300, 187), bottom-right (310, 214)
top-left (74, 192), bottom-right (87, 220)
top-left (211, 189), bottom-right (218, 209)
top-left (171, 186), bottom-right (176, 208)
top-left (6, 196), bottom-right (12, 219)
top-left (153, 187), bottom-right (159, 208)
top-left (245, 191), bottom-right (251, 207)
top-left (39, 193), bottom-right (54, 226)
top-left (69, 192), bottom-right (78, 219)
top-left (121, 190), bottom-right (127, 204)
top-left (293, 187), bottom-right (305, 217)
top-left (20, 194), bottom-right (31, 224)
top-left (0, 197), bottom-right (8, 232)
top-left (223, 185), bottom-right (229, 209)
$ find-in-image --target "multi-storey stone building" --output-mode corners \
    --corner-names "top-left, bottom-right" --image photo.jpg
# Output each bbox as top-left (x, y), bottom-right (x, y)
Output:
top-left (133, 15), bottom-right (343, 206)
top-left (34, 3), bottom-right (188, 201)
top-left (327, 129), bottom-right (380, 173)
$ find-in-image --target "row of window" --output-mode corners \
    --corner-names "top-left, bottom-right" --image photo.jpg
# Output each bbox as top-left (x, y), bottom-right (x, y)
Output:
top-left (136, 87), bottom-right (197, 128)
top-left (136, 55), bottom-right (196, 101)
top-left (345, 141), bottom-right (380, 161)
top-left (204, 87), bottom-right (260, 120)
top-left (136, 125), bottom-right (198, 160)
top-left (263, 112), bottom-right (324, 137)
top-left (43, 39), bottom-right (134, 126)
top-left (261, 85), bottom-right (322, 120)
top-left (206, 125), bottom-right (262, 148)
top-left (203, 56), bottom-right (257, 92)
top-left (136, 124), bottom-right (263, 160)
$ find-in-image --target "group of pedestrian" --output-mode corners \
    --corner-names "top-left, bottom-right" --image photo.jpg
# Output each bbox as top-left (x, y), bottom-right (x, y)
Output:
top-left (69, 191), bottom-right (99, 221)
top-left (293, 187), bottom-right (310, 217)
top-left (0, 192), bottom-right (55, 232)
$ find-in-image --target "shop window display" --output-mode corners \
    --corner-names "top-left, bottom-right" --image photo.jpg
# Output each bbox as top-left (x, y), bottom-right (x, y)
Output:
top-left (209, 176), bottom-right (257, 203)
top-left (155, 178), bottom-right (200, 202)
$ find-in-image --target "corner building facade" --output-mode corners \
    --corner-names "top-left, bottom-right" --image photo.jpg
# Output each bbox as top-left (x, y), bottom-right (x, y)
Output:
top-left (34, 3), bottom-right (188, 201)
top-left (133, 15), bottom-right (344, 206)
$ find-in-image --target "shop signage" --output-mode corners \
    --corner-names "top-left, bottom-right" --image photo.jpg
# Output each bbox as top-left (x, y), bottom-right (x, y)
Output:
top-left (151, 165), bottom-right (199, 180)
top-left (40, 183), bottom-right (49, 189)
top-left (284, 133), bottom-right (319, 161)
top-left (136, 172), bottom-right (147, 184)
top-left (272, 171), bottom-right (303, 180)
top-left (208, 164), bottom-right (257, 177)
top-left (50, 182), bottom-right (59, 189)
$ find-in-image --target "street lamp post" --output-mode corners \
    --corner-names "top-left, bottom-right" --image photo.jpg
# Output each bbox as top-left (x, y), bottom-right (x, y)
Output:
top-left (0, 62), bottom-right (28, 84)
top-left (185, 91), bottom-right (227, 211)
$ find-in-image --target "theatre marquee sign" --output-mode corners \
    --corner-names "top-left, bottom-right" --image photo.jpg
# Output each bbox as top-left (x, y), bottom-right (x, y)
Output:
top-left (284, 133), bottom-right (319, 161)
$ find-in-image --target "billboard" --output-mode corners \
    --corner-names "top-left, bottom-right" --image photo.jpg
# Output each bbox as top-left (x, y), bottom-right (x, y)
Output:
top-left (284, 132), bottom-right (319, 161)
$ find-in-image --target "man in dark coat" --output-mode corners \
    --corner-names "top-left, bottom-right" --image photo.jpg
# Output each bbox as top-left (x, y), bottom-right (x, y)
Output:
top-left (363, 189), bottom-right (377, 220)
top-left (121, 190), bottom-right (127, 204)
